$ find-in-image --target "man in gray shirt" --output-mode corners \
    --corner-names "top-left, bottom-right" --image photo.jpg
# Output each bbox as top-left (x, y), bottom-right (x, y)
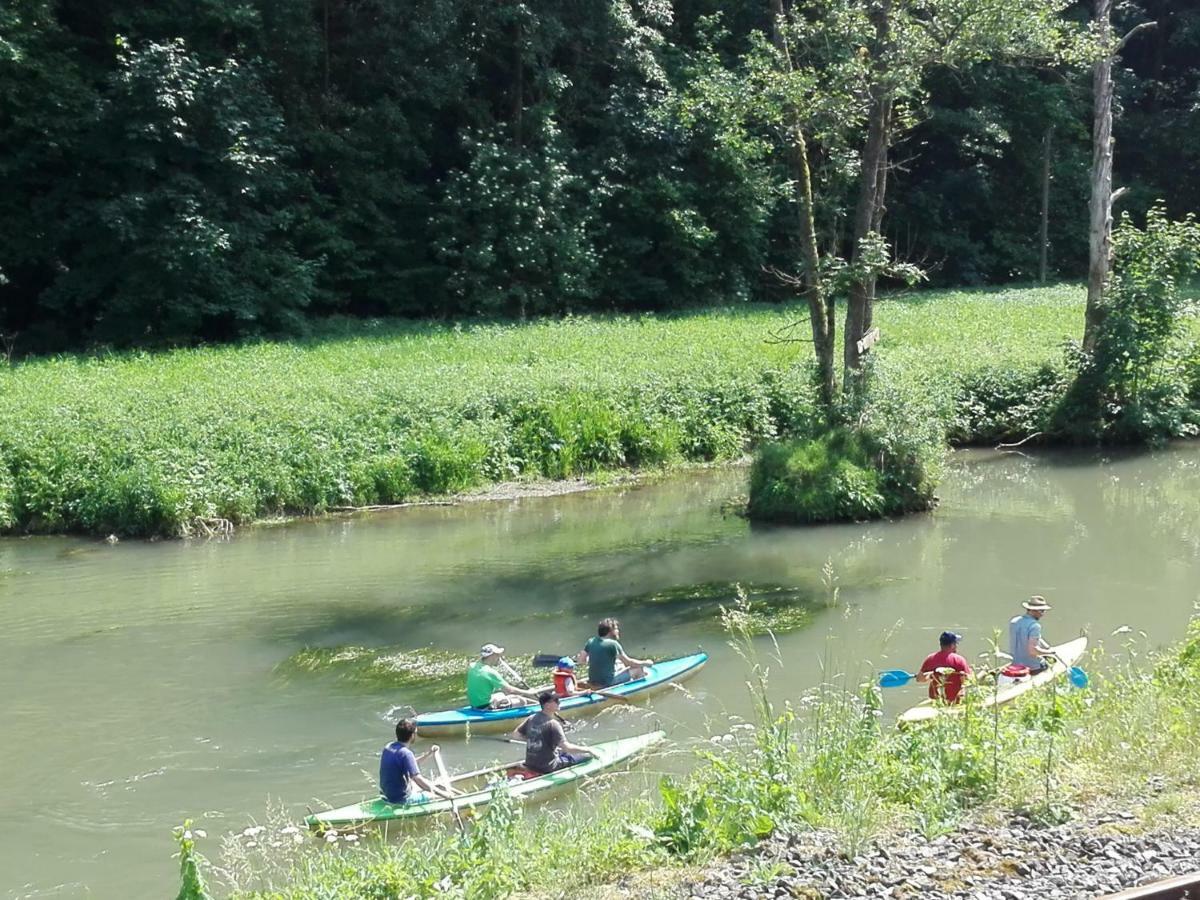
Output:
top-left (511, 691), bottom-right (595, 774)
top-left (1009, 595), bottom-right (1053, 672)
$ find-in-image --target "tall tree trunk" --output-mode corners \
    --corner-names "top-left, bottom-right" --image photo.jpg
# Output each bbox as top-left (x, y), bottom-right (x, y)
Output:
top-left (844, 0), bottom-right (892, 384)
top-left (1085, 0), bottom-right (1115, 353)
top-left (1084, 4), bottom-right (1155, 352)
top-left (769, 0), bottom-right (836, 408)
top-left (1040, 125), bottom-right (1053, 283)
top-left (844, 87), bottom-right (891, 381)
top-left (863, 99), bottom-right (892, 334)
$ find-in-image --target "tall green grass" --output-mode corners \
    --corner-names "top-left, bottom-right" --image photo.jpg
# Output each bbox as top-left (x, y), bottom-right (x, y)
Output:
top-left (1, 283), bottom-right (1183, 537)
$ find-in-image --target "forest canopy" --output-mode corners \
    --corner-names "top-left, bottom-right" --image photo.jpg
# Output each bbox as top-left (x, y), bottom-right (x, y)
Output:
top-left (1, 0), bottom-right (1195, 350)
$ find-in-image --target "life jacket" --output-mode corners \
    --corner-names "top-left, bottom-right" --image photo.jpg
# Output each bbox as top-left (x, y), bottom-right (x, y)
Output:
top-left (1001, 663), bottom-right (1031, 678)
top-left (553, 670), bottom-right (575, 697)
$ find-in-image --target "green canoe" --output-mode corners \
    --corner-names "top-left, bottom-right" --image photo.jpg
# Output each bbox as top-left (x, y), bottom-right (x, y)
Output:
top-left (306, 730), bottom-right (666, 830)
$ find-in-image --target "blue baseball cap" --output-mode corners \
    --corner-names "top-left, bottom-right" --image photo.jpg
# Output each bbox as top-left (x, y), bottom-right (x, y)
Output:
top-left (939, 631), bottom-right (962, 646)
top-left (556, 657), bottom-right (576, 669)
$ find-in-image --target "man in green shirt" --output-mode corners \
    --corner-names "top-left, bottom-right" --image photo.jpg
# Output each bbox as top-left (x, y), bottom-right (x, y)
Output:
top-left (466, 643), bottom-right (539, 709)
top-left (580, 618), bottom-right (652, 687)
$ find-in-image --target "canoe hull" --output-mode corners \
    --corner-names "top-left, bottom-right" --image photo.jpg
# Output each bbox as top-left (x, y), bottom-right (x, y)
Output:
top-left (898, 636), bottom-right (1088, 728)
top-left (305, 730), bottom-right (666, 830)
top-left (415, 651), bottom-right (707, 735)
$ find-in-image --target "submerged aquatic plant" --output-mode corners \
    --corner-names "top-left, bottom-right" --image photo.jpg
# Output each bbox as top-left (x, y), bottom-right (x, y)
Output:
top-left (274, 646), bottom-right (489, 700)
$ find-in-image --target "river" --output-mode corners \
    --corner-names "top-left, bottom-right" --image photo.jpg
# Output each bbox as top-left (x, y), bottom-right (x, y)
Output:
top-left (2, 446), bottom-right (1199, 898)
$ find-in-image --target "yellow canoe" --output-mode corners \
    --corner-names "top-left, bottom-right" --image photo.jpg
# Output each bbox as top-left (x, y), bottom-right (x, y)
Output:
top-left (898, 635), bottom-right (1088, 728)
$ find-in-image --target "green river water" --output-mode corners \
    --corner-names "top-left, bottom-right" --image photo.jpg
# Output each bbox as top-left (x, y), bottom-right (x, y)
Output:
top-left (2, 446), bottom-right (1199, 898)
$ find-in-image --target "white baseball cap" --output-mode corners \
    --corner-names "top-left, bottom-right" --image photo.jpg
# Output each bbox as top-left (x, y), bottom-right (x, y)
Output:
top-left (480, 643), bottom-right (505, 657)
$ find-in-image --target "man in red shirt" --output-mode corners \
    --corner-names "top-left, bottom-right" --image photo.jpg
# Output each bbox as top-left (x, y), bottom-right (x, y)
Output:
top-left (916, 631), bottom-right (973, 703)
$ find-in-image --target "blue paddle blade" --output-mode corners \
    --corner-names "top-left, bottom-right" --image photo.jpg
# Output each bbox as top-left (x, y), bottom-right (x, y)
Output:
top-left (1068, 666), bottom-right (1089, 689)
top-left (879, 670), bottom-right (915, 688)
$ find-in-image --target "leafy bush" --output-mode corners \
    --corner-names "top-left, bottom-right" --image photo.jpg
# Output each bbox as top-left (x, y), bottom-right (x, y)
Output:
top-left (1054, 207), bottom-right (1200, 444)
top-left (949, 364), bottom-right (1068, 444)
top-left (746, 391), bottom-right (943, 524)
top-left (747, 431), bottom-right (886, 523)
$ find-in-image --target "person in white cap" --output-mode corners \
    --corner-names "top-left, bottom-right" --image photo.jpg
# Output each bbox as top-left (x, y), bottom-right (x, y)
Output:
top-left (1008, 595), bottom-right (1053, 672)
top-left (466, 643), bottom-right (538, 710)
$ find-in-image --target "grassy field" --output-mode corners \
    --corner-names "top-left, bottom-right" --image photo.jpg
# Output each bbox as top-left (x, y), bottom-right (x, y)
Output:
top-left (0, 284), bottom-right (1172, 537)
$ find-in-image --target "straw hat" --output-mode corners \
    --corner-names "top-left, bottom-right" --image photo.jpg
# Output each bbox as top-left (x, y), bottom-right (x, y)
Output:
top-left (1022, 595), bottom-right (1052, 611)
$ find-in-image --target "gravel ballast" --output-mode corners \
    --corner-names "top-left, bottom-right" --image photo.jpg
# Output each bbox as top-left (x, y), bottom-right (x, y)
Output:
top-left (685, 811), bottom-right (1200, 899)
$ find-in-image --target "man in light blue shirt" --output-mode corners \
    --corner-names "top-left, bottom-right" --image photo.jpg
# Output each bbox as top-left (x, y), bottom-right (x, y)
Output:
top-left (1009, 595), bottom-right (1053, 671)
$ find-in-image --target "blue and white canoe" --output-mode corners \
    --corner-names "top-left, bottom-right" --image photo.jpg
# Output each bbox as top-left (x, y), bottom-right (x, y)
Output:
top-left (414, 651), bottom-right (708, 735)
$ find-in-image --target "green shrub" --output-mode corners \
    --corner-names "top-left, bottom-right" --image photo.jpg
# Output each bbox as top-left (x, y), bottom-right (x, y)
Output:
top-left (410, 430), bottom-right (488, 494)
top-left (1054, 208), bottom-right (1200, 444)
top-left (949, 364), bottom-right (1068, 444)
top-left (747, 431), bottom-right (884, 523)
top-left (350, 454), bottom-right (415, 506)
top-left (746, 402), bottom-right (942, 525)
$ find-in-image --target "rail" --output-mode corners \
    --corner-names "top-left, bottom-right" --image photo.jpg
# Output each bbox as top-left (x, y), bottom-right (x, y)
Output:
top-left (1099, 873), bottom-right (1200, 899)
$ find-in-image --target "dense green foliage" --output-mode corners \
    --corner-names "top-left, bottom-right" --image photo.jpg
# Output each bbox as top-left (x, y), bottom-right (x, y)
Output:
top-left (0, 285), bottom-right (1195, 537)
top-left (190, 617), bottom-right (1200, 898)
top-left (746, 422), bottom-right (940, 524)
top-left (2, 1), bottom-right (1199, 349)
top-left (1056, 208), bottom-right (1200, 443)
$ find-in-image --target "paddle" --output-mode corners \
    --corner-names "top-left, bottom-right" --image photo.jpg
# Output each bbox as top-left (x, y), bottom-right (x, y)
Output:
top-left (879, 666), bottom-right (959, 689)
top-left (1043, 651), bottom-right (1089, 689)
top-left (498, 657), bottom-right (530, 689)
top-left (432, 748), bottom-right (467, 835)
top-left (879, 669), bottom-right (918, 688)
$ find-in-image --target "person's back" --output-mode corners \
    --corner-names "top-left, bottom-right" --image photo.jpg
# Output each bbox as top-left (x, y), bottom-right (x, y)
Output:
top-left (379, 740), bottom-right (419, 803)
top-left (518, 710), bottom-right (567, 774)
top-left (584, 634), bottom-right (620, 686)
top-left (919, 648), bottom-right (970, 702)
top-left (1009, 613), bottom-right (1042, 668)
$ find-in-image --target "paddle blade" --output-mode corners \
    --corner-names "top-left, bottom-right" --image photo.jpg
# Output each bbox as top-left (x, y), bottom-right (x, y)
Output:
top-left (531, 653), bottom-right (568, 668)
top-left (879, 670), bottom-right (915, 688)
top-left (1068, 666), bottom-right (1089, 689)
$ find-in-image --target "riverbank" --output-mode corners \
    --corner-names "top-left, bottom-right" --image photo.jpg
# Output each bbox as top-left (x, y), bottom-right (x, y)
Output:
top-left (198, 616), bottom-right (1200, 900)
top-left (4, 283), bottom-right (1167, 539)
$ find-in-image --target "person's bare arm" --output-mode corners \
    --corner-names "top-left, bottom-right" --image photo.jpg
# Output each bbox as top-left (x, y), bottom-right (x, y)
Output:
top-left (618, 649), bottom-right (652, 668)
top-left (412, 772), bottom-right (454, 799)
top-left (500, 678), bottom-right (539, 700)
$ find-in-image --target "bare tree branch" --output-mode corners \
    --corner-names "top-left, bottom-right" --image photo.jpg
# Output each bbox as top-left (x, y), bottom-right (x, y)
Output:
top-left (1116, 21), bottom-right (1156, 54)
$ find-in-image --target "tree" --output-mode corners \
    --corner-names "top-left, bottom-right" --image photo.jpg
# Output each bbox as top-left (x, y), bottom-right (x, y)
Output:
top-left (832, 0), bottom-right (1078, 384)
top-left (1083, 0), bottom-right (1156, 353)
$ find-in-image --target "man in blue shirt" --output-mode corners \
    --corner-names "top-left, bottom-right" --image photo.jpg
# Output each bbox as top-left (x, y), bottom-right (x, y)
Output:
top-left (379, 718), bottom-right (454, 805)
top-left (1009, 595), bottom-right (1053, 672)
